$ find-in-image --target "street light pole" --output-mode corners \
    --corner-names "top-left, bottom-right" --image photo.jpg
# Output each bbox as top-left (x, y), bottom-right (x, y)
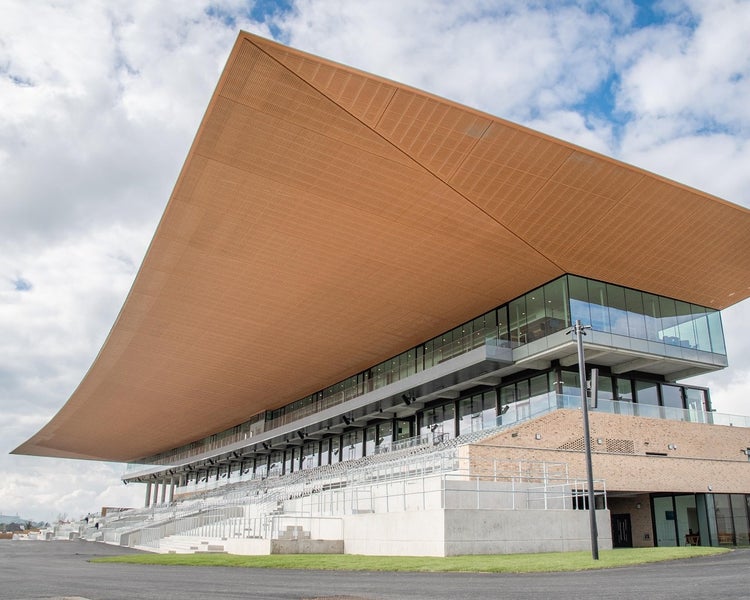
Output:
top-left (573, 319), bottom-right (599, 560)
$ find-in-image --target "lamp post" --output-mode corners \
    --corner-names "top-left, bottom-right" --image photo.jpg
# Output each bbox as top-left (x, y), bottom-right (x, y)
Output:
top-left (572, 319), bottom-right (599, 560)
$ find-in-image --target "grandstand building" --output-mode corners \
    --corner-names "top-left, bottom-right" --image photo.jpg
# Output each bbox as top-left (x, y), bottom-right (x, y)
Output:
top-left (15, 32), bottom-right (750, 555)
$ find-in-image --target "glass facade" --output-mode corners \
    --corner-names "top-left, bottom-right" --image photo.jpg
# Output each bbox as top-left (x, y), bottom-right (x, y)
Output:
top-left (143, 275), bottom-right (726, 468)
top-left (568, 275), bottom-right (725, 353)
top-left (653, 493), bottom-right (750, 547)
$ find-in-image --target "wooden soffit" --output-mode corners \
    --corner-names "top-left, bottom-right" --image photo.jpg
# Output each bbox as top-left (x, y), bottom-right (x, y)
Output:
top-left (14, 32), bottom-right (750, 462)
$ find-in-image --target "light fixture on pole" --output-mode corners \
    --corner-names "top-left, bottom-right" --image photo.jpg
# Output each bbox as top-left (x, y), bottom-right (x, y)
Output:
top-left (571, 319), bottom-right (599, 560)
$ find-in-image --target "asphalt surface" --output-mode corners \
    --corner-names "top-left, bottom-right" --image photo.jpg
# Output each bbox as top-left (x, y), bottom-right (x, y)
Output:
top-left (1, 539), bottom-right (749, 600)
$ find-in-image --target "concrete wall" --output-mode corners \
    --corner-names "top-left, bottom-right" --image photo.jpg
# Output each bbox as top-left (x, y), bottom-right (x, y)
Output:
top-left (344, 510), bottom-right (446, 556)
top-left (271, 539), bottom-right (344, 554)
top-left (342, 508), bottom-right (611, 557)
top-left (216, 537), bottom-right (271, 555)
top-left (444, 508), bottom-right (611, 556)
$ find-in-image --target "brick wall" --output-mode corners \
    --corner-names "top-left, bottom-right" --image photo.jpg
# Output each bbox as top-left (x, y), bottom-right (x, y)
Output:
top-left (469, 410), bottom-right (750, 494)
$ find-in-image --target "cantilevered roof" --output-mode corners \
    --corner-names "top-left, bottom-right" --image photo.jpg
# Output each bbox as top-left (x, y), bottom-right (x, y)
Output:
top-left (14, 32), bottom-right (750, 462)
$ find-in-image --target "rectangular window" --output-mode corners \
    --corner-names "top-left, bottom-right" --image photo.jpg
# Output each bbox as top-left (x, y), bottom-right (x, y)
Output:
top-left (365, 425), bottom-right (377, 456)
top-left (420, 403), bottom-right (455, 440)
top-left (330, 437), bottom-right (341, 464)
top-left (568, 275), bottom-right (591, 326)
top-left (319, 439), bottom-right (331, 466)
top-left (509, 296), bottom-right (527, 345)
top-left (635, 381), bottom-right (659, 413)
top-left (706, 310), bottom-right (726, 355)
top-left (588, 279), bottom-right (610, 332)
top-left (525, 289), bottom-right (546, 341)
top-left (482, 391), bottom-right (497, 430)
top-left (500, 385), bottom-right (516, 408)
top-left (497, 305), bottom-right (510, 345)
top-left (616, 378), bottom-right (633, 402)
top-left (597, 373), bottom-right (614, 402)
top-left (530, 373), bottom-right (549, 398)
top-left (643, 293), bottom-right (662, 342)
top-left (714, 494), bottom-right (734, 545)
top-left (458, 397), bottom-right (476, 436)
top-left (395, 419), bottom-right (411, 441)
top-left (661, 385), bottom-right (684, 410)
top-left (544, 277), bottom-right (569, 334)
top-left (625, 288), bottom-right (647, 339)
top-left (659, 296), bottom-right (679, 345)
top-left (730, 495), bottom-right (749, 546)
top-left (377, 422), bottom-right (393, 450)
top-left (690, 305), bottom-right (711, 352)
top-left (561, 371), bottom-right (580, 397)
top-left (685, 387), bottom-right (707, 419)
top-left (606, 283), bottom-right (629, 336)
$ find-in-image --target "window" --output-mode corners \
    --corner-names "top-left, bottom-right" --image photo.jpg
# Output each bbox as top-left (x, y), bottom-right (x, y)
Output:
top-left (625, 288), bottom-right (647, 339)
top-left (685, 388), bottom-right (707, 415)
top-left (568, 275), bottom-right (590, 326)
top-left (706, 310), bottom-right (726, 354)
top-left (616, 378), bottom-right (633, 402)
top-left (588, 279), bottom-right (610, 332)
top-left (544, 277), bottom-right (569, 334)
top-left (561, 371), bottom-right (580, 397)
top-left (691, 305), bottom-right (712, 352)
top-left (607, 284), bottom-right (629, 336)
top-left (420, 403), bottom-right (455, 440)
top-left (597, 373), bottom-right (614, 402)
top-left (459, 392), bottom-right (497, 435)
top-left (659, 297), bottom-right (678, 344)
top-left (365, 426), bottom-right (377, 456)
top-left (661, 385), bottom-right (684, 410)
top-left (509, 296), bottom-right (527, 345)
top-left (643, 293), bottom-right (661, 342)
top-left (635, 381), bottom-right (659, 406)
top-left (525, 289), bottom-right (546, 341)
top-left (572, 490), bottom-right (605, 510)
top-left (378, 422), bottom-right (393, 450)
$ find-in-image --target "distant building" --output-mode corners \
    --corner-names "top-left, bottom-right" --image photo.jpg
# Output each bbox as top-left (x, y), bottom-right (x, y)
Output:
top-left (15, 32), bottom-right (750, 555)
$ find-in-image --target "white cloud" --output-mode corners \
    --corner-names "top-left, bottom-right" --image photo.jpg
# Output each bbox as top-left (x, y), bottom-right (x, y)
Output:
top-left (0, 456), bottom-right (142, 523)
top-left (1, 0), bottom-right (748, 523)
top-left (280, 1), bottom-right (619, 121)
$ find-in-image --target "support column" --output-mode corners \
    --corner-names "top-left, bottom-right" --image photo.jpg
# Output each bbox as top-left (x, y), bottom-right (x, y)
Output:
top-left (144, 482), bottom-right (152, 507)
top-left (160, 480), bottom-right (167, 504)
top-left (151, 482), bottom-right (159, 506)
top-left (169, 479), bottom-right (176, 503)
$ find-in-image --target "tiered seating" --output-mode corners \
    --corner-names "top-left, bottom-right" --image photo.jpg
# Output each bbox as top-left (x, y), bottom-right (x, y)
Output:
top-left (96, 422), bottom-right (526, 550)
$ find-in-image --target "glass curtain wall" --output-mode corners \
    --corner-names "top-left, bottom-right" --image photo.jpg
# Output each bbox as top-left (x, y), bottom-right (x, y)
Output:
top-left (162, 275), bottom-right (726, 470)
top-left (420, 403), bottom-right (456, 440)
top-left (567, 275), bottom-right (725, 354)
top-left (458, 391), bottom-right (497, 435)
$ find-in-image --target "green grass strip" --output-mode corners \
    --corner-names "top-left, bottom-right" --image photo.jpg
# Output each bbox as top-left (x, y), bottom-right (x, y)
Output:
top-left (92, 546), bottom-right (728, 573)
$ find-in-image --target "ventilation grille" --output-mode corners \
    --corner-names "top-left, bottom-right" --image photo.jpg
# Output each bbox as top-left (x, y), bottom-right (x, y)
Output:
top-left (606, 438), bottom-right (635, 454)
top-left (558, 437), bottom-right (635, 454)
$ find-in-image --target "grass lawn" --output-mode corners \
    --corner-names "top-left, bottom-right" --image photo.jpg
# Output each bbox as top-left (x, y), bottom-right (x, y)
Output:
top-left (91, 546), bottom-right (729, 573)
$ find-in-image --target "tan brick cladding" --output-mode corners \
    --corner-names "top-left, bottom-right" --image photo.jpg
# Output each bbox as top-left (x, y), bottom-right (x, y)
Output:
top-left (470, 410), bottom-right (750, 494)
top-left (607, 494), bottom-right (654, 547)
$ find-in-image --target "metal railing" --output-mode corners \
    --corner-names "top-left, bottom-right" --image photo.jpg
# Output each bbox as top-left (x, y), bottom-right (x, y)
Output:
top-left (496, 392), bottom-right (750, 430)
top-left (111, 450), bottom-right (603, 549)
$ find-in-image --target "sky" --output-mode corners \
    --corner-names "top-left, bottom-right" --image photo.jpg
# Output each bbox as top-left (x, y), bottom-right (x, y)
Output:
top-left (1, 0), bottom-right (749, 524)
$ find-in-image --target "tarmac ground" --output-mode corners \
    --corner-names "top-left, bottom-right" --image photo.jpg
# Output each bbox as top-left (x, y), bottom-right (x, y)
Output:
top-left (1, 539), bottom-right (749, 600)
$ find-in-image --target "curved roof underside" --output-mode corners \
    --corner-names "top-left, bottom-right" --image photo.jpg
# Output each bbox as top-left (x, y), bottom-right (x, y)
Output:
top-left (15, 32), bottom-right (750, 462)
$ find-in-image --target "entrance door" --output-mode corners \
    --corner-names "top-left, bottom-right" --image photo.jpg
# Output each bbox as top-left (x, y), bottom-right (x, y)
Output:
top-left (611, 513), bottom-right (633, 548)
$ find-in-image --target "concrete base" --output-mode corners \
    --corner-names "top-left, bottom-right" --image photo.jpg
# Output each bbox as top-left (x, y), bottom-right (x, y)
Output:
top-left (271, 539), bottom-right (344, 554)
top-left (343, 508), bottom-right (612, 556)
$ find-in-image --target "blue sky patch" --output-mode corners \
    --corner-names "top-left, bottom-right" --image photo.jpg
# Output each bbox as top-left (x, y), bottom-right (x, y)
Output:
top-left (13, 277), bottom-right (32, 292)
